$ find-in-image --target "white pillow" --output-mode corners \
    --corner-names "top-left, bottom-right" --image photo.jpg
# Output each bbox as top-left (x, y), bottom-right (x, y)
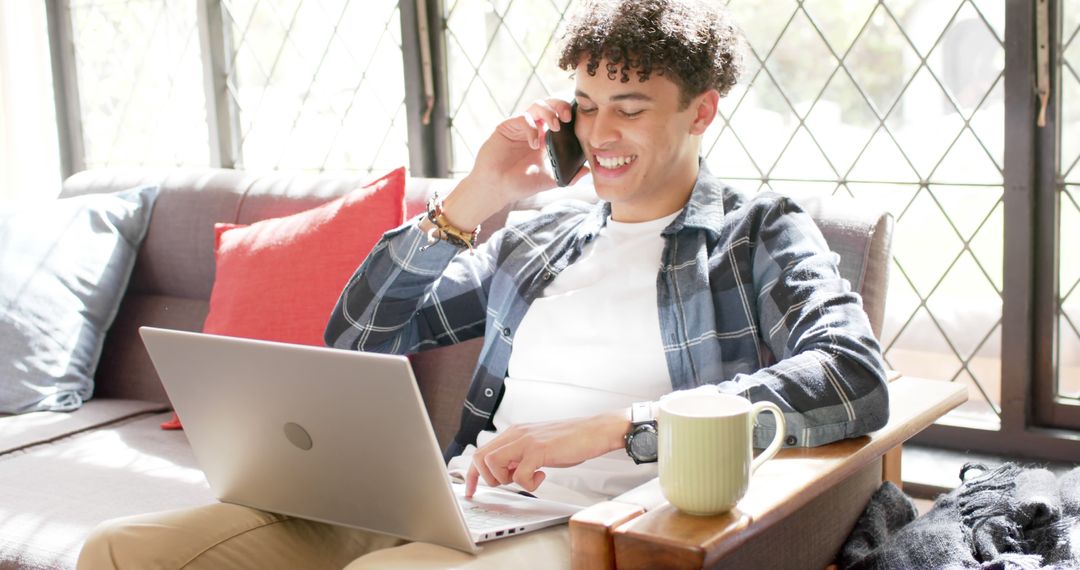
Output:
top-left (0, 185), bottom-right (158, 414)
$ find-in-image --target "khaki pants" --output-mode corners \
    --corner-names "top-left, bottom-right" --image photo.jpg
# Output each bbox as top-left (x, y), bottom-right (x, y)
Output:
top-left (76, 502), bottom-right (571, 570)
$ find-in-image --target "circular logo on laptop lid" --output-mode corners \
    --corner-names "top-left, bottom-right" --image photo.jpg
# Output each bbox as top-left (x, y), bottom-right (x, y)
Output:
top-left (283, 422), bottom-right (313, 451)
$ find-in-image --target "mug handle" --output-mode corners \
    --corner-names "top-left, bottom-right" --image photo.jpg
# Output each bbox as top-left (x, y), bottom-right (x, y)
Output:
top-left (749, 401), bottom-right (787, 474)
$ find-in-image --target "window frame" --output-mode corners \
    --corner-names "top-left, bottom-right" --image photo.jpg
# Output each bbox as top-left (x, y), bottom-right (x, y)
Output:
top-left (1034, 0), bottom-right (1080, 431)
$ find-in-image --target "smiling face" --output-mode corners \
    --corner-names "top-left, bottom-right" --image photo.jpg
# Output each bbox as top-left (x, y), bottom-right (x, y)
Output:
top-left (573, 59), bottom-right (720, 222)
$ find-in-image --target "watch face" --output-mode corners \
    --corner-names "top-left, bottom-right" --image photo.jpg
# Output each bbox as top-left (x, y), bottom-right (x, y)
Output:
top-left (628, 426), bottom-right (658, 463)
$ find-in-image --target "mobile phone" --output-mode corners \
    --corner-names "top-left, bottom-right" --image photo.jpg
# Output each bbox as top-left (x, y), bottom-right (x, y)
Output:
top-left (545, 102), bottom-right (586, 187)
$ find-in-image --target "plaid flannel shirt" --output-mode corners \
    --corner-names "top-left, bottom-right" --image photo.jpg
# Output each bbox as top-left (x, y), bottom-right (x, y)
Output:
top-left (325, 164), bottom-right (889, 460)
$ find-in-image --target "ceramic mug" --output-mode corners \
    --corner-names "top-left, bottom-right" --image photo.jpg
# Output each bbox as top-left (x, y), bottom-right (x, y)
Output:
top-left (658, 393), bottom-right (786, 516)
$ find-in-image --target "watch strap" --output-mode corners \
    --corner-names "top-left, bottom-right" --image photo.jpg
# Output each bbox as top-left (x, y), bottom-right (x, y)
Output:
top-left (630, 400), bottom-right (654, 426)
top-left (625, 401), bottom-right (659, 464)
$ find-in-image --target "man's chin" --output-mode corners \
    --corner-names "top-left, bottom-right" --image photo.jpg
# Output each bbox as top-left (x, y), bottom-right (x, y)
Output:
top-left (591, 180), bottom-right (619, 203)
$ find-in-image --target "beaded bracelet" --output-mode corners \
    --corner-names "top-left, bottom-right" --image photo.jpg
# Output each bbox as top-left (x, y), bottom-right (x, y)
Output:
top-left (424, 194), bottom-right (480, 253)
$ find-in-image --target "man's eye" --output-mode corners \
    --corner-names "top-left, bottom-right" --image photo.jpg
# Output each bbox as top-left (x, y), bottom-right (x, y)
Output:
top-left (578, 106), bottom-right (598, 115)
top-left (620, 109), bottom-right (644, 118)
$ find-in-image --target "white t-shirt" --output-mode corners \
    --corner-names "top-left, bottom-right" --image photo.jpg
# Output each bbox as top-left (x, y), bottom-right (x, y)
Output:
top-left (448, 210), bottom-right (678, 504)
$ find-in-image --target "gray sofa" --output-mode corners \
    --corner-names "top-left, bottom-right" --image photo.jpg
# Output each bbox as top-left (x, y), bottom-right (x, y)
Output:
top-left (0, 168), bottom-right (890, 569)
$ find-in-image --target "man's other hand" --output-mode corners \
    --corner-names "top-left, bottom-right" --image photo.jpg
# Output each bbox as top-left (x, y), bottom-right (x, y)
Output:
top-left (464, 408), bottom-right (630, 498)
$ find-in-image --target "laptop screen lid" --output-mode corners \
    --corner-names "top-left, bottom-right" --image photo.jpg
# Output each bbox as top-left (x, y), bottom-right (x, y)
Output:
top-left (139, 326), bottom-right (479, 554)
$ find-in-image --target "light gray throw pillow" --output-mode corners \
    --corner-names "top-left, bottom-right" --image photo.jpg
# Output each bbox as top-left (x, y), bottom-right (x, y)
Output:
top-left (0, 185), bottom-right (159, 414)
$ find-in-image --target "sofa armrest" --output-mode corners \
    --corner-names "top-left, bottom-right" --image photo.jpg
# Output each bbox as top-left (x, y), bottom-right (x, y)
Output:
top-left (569, 375), bottom-right (967, 569)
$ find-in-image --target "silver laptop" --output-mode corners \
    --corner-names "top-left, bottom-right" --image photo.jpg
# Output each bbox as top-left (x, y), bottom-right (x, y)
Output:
top-left (139, 327), bottom-right (582, 554)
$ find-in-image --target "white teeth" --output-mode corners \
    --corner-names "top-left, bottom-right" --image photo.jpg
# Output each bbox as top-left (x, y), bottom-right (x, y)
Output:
top-left (596, 155), bottom-right (636, 169)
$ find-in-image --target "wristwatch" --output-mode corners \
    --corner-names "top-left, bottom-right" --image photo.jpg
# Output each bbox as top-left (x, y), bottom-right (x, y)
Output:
top-left (624, 401), bottom-right (658, 464)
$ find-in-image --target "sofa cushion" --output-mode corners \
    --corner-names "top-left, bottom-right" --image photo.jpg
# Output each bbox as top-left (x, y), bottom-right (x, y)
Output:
top-left (796, 196), bottom-right (894, 338)
top-left (0, 186), bottom-right (159, 414)
top-left (201, 167), bottom-right (406, 347)
top-left (0, 411), bottom-right (214, 569)
top-left (0, 399), bottom-right (168, 456)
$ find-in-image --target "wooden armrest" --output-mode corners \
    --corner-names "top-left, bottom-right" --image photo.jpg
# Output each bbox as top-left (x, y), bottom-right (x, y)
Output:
top-left (569, 376), bottom-right (966, 569)
top-left (570, 479), bottom-right (668, 568)
top-left (570, 502), bottom-right (644, 568)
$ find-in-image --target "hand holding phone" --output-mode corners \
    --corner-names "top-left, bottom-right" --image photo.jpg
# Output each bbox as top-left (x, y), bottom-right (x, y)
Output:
top-left (545, 102), bottom-right (586, 187)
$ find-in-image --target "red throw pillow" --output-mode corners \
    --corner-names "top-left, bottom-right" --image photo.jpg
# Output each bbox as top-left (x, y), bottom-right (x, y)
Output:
top-left (161, 168), bottom-right (406, 429)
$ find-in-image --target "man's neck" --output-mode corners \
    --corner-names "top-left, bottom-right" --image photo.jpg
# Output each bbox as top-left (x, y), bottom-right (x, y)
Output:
top-left (609, 157), bottom-right (700, 223)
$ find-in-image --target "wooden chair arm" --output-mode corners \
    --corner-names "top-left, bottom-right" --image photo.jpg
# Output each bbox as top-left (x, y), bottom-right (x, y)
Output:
top-left (569, 502), bottom-right (644, 568)
top-left (569, 376), bottom-right (967, 569)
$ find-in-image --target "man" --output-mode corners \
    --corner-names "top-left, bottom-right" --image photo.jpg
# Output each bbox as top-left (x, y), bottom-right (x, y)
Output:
top-left (78, 0), bottom-right (889, 567)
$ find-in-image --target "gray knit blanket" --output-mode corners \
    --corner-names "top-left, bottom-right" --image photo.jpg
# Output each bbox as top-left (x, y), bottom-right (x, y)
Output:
top-left (840, 463), bottom-right (1080, 569)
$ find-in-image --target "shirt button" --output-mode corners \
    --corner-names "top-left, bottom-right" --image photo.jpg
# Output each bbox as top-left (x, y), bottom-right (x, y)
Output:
top-left (502, 327), bottom-right (512, 337)
top-left (484, 388), bottom-right (494, 397)
top-left (785, 436), bottom-right (797, 446)
top-left (541, 271), bottom-right (553, 281)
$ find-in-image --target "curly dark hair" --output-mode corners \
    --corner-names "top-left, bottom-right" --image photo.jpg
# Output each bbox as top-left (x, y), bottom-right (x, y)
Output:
top-left (557, 0), bottom-right (746, 107)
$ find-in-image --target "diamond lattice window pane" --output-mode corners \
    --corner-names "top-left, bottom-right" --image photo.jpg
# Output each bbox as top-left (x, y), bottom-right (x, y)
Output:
top-left (884, 67), bottom-right (965, 179)
top-left (725, 0), bottom-right (798, 59)
top-left (1060, 318), bottom-right (1080, 400)
top-left (1060, 186), bottom-right (1080, 401)
top-left (222, 0), bottom-right (408, 173)
top-left (955, 323), bottom-right (1002, 420)
top-left (445, 0), bottom-right (577, 175)
top-left (802, 0), bottom-right (877, 56)
top-left (503, 0), bottom-right (563, 67)
top-left (712, 0), bottom-right (1005, 425)
top-left (884, 0), bottom-right (963, 57)
top-left (844, 4), bottom-right (921, 117)
top-left (1062, 42), bottom-right (1080, 181)
top-left (970, 76), bottom-right (1004, 170)
top-left (1059, 1), bottom-right (1080, 404)
top-left (68, 1), bottom-right (209, 169)
top-left (926, 2), bottom-right (1003, 118)
top-left (1066, 0), bottom-right (1080, 61)
top-left (763, 10), bottom-right (837, 114)
top-left (724, 72), bottom-right (802, 175)
top-left (970, 0), bottom-right (1004, 42)
top-left (802, 72), bottom-right (880, 177)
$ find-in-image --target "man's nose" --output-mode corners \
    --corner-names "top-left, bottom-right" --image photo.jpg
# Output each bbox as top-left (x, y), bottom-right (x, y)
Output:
top-left (586, 110), bottom-right (620, 149)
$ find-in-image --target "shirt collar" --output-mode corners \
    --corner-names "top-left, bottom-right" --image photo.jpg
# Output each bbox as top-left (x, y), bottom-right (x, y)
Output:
top-left (663, 159), bottom-right (727, 237)
top-left (578, 201), bottom-right (609, 243)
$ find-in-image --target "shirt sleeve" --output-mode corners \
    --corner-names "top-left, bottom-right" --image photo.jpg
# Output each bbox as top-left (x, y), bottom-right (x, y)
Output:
top-left (686, 196), bottom-right (890, 448)
top-left (323, 214), bottom-right (501, 354)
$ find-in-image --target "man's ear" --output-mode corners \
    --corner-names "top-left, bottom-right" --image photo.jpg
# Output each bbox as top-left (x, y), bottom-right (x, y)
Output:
top-left (689, 89), bottom-right (721, 135)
